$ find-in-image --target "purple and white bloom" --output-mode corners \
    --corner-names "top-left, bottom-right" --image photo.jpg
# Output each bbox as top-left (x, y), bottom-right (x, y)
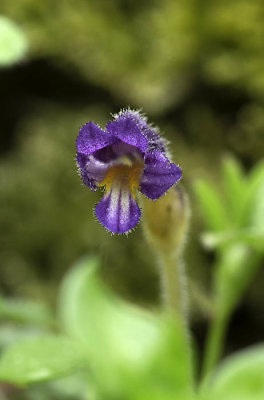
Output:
top-left (76, 109), bottom-right (182, 234)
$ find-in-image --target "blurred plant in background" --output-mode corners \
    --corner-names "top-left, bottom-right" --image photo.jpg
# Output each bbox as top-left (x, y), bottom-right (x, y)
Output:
top-left (1, 0), bottom-right (264, 398)
top-left (0, 249), bottom-right (264, 399)
top-left (1, 0), bottom-right (264, 113)
top-left (0, 257), bottom-right (193, 400)
top-left (195, 157), bottom-right (264, 378)
top-left (1, 0), bottom-right (264, 303)
top-left (0, 16), bottom-right (28, 66)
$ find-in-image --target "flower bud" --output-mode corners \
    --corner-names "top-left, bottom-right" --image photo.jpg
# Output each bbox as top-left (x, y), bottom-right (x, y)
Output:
top-left (142, 185), bottom-right (190, 255)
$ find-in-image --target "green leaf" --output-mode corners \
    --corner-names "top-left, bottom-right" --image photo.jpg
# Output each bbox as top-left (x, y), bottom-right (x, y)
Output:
top-left (206, 345), bottom-right (264, 400)
top-left (201, 229), bottom-right (264, 251)
top-left (242, 160), bottom-right (264, 227)
top-left (0, 297), bottom-right (54, 327)
top-left (27, 372), bottom-right (90, 400)
top-left (194, 180), bottom-right (230, 232)
top-left (58, 257), bottom-right (159, 369)
top-left (214, 244), bottom-right (250, 311)
top-left (250, 180), bottom-right (264, 234)
top-left (0, 335), bottom-right (85, 385)
top-left (131, 320), bottom-right (194, 400)
top-left (222, 157), bottom-right (246, 225)
top-left (0, 17), bottom-right (28, 66)
top-left (58, 257), bottom-right (192, 399)
top-left (0, 324), bottom-right (47, 349)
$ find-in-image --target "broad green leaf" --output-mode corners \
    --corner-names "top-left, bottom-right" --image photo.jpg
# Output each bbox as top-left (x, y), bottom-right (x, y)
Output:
top-left (194, 180), bottom-right (230, 232)
top-left (58, 257), bottom-right (160, 369)
top-left (130, 320), bottom-right (194, 400)
top-left (0, 17), bottom-right (28, 66)
top-left (222, 157), bottom-right (246, 225)
top-left (27, 372), bottom-right (90, 400)
top-left (0, 335), bottom-right (85, 385)
top-left (58, 257), bottom-right (192, 399)
top-left (206, 345), bottom-right (264, 400)
top-left (0, 324), bottom-right (47, 349)
top-left (0, 297), bottom-right (54, 327)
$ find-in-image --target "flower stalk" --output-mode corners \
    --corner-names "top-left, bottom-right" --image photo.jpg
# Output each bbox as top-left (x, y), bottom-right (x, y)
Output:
top-left (142, 185), bottom-right (193, 388)
top-left (142, 186), bottom-right (190, 320)
top-left (158, 250), bottom-right (186, 318)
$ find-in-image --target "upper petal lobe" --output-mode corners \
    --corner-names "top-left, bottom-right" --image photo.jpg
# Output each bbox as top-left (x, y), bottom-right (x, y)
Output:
top-left (76, 122), bottom-right (115, 155)
top-left (107, 118), bottom-right (148, 153)
top-left (116, 109), bottom-right (167, 153)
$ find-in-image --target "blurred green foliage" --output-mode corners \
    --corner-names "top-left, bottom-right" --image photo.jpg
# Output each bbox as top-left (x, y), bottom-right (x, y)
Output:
top-left (0, 0), bottom-right (264, 389)
top-left (0, 16), bottom-right (28, 66)
top-left (1, 257), bottom-right (264, 399)
top-left (0, 257), bottom-right (193, 399)
top-left (1, 0), bottom-right (264, 113)
top-left (204, 345), bottom-right (264, 400)
top-left (195, 158), bottom-right (264, 378)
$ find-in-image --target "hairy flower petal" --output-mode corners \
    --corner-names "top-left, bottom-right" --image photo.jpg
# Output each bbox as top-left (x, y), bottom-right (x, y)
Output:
top-left (140, 151), bottom-right (182, 200)
top-left (76, 154), bottom-right (97, 190)
top-left (95, 185), bottom-right (141, 234)
top-left (77, 122), bottom-right (115, 155)
top-left (116, 109), bottom-right (167, 153)
top-left (107, 118), bottom-right (148, 153)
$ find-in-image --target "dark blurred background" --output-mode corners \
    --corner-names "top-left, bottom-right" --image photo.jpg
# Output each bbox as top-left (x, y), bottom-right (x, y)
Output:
top-left (1, 0), bottom-right (264, 358)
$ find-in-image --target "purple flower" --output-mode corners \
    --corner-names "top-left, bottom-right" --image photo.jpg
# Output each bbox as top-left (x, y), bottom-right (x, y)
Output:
top-left (76, 109), bottom-right (182, 234)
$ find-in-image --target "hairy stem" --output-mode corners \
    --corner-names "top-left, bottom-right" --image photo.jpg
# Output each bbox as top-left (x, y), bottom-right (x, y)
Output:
top-left (159, 251), bottom-right (187, 319)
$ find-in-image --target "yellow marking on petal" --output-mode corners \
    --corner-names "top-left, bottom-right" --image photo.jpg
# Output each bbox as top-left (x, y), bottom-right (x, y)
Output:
top-left (98, 163), bottom-right (144, 198)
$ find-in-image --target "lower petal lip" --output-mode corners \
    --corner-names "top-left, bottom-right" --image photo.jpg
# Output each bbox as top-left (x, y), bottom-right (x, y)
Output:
top-left (95, 186), bottom-right (141, 234)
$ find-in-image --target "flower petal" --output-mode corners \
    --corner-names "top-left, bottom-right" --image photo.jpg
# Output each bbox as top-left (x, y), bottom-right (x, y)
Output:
top-left (76, 122), bottom-right (115, 155)
top-left (107, 118), bottom-right (148, 153)
top-left (95, 186), bottom-right (141, 234)
top-left (77, 153), bottom-right (110, 190)
top-left (76, 153), bottom-right (97, 190)
top-left (140, 151), bottom-right (182, 200)
top-left (116, 109), bottom-right (167, 153)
